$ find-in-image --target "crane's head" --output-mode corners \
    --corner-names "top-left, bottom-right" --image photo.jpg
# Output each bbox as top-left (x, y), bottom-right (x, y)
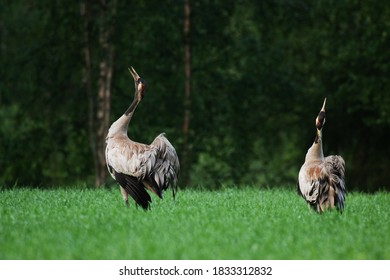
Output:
top-left (315, 98), bottom-right (326, 130)
top-left (128, 66), bottom-right (146, 100)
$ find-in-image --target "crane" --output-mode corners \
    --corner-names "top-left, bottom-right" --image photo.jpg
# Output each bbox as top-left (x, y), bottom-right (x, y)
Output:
top-left (297, 98), bottom-right (346, 213)
top-left (105, 67), bottom-right (180, 210)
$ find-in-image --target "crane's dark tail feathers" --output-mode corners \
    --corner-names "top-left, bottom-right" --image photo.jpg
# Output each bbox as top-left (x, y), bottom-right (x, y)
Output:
top-left (114, 171), bottom-right (151, 210)
top-left (166, 166), bottom-right (178, 200)
top-left (169, 173), bottom-right (176, 200)
top-left (145, 177), bottom-right (163, 199)
top-left (335, 178), bottom-right (346, 212)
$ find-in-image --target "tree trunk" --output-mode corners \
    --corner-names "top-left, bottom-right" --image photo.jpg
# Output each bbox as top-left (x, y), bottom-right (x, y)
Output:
top-left (81, 0), bottom-right (98, 187)
top-left (81, 0), bottom-right (116, 187)
top-left (181, 0), bottom-right (191, 187)
top-left (95, 0), bottom-right (117, 187)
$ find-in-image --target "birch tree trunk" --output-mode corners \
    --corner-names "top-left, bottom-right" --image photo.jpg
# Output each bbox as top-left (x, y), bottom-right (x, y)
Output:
top-left (81, 0), bottom-right (117, 187)
top-left (95, 0), bottom-right (117, 187)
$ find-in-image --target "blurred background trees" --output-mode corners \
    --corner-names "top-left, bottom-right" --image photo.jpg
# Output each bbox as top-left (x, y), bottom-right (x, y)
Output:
top-left (1, 0), bottom-right (389, 191)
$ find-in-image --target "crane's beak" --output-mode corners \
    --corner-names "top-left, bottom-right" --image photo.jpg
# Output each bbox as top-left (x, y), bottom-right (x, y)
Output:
top-left (128, 66), bottom-right (140, 81)
top-left (321, 97), bottom-right (326, 112)
top-left (316, 97), bottom-right (326, 130)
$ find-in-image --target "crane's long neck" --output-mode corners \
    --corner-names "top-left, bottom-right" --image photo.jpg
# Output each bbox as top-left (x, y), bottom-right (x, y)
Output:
top-left (125, 96), bottom-right (139, 117)
top-left (305, 129), bottom-right (324, 162)
top-left (107, 96), bottom-right (140, 138)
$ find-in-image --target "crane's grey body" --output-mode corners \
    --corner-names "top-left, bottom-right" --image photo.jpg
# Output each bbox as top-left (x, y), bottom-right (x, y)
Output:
top-left (105, 67), bottom-right (179, 210)
top-left (297, 98), bottom-right (346, 213)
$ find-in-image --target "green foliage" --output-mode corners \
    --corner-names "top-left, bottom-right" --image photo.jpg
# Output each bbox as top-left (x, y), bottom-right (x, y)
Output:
top-left (0, 0), bottom-right (389, 190)
top-left (0, 1), bottom-right (88, 186)
top-left (0, 187), bottom-right (389, 259)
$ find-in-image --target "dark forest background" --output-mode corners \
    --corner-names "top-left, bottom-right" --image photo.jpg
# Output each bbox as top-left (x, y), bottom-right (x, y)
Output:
top-left (1, 0), bottom-right (389, 191)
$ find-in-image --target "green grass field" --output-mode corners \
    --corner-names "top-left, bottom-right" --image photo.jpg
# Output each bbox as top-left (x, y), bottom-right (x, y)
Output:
top-left (0, 187), bottom-right (389, 260)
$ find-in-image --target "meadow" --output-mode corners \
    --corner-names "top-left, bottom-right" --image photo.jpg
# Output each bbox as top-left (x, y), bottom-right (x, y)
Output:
top-left (0, 187), bottom-right (389, 260)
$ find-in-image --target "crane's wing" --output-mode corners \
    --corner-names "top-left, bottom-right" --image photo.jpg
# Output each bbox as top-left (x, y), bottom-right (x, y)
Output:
top-left (323, 155), bottom-right (346, 211)
top-left (149, 133), bottom-right (180, 199)
top-left (106, 139), bottom-right (158, 178)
